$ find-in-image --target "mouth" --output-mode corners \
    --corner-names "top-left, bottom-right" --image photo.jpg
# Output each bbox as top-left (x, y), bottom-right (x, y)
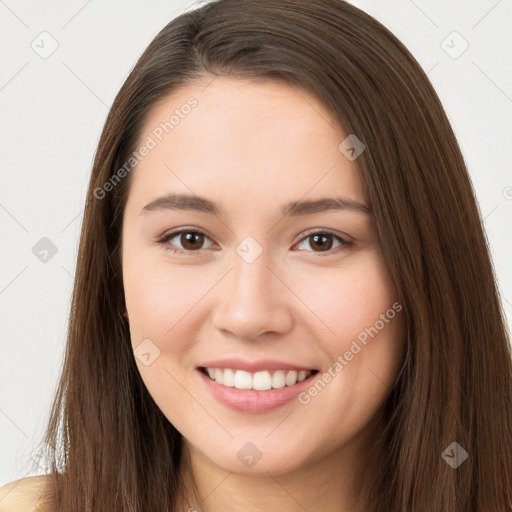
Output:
top-left (198, 366), bottom-right (320, 391)
top-left (196, 365), bottom-right (320, 413)
top-left (195, 356), bottom-right (321, 413)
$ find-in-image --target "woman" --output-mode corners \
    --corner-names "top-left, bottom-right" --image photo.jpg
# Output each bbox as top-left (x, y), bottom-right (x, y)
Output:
top-left (1, 0), bottom-right (511, 510)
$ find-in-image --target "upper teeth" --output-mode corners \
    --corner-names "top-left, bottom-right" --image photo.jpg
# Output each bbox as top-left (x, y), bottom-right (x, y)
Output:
top-left (205, 368), bottom-right (312, 390)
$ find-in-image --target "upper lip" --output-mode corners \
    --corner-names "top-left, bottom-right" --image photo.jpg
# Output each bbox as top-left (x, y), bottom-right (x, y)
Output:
top-left (198, 358), bottom-right (318, 373)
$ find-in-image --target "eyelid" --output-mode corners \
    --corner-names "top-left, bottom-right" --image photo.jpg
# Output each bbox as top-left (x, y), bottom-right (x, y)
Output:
top-left (156, 226), bottom-right (217, 254)
top-left (293, 228), bottom-right (353, 256)
top-left (296, 227), bottom-right (353, 244)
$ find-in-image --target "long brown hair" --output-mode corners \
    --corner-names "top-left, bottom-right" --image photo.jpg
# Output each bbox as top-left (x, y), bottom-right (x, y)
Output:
top-left (34, 0), bottom-right (512, 510)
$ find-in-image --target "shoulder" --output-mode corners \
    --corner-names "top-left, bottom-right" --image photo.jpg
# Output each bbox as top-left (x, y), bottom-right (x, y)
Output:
top-left (0, 475), bottom-right (55, 512)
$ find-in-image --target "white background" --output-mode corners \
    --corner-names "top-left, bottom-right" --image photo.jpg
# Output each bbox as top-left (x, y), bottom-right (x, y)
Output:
top-left (1, 0), bottom-right (511, 485)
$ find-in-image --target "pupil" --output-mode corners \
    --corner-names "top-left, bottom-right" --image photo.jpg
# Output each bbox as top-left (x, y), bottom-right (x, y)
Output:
top-left (311, 234), bottom-right (332, 251)
top-left (183, 232), bottom-right (203, 250)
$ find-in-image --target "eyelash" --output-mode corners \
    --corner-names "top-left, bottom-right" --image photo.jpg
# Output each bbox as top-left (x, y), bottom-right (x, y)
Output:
top-left (156, 227), bottom-right (353, 257)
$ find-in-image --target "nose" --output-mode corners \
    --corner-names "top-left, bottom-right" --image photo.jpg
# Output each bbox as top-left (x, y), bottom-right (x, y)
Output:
top-left (211, 248), bottom-right (293, 341)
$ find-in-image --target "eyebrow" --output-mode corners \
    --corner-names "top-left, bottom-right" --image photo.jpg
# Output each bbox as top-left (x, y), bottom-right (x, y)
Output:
top-left (140, 193), bottom-right (371, 216)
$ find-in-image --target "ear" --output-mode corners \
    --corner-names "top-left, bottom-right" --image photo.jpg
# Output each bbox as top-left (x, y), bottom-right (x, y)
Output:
top-left (120, 300), bottom-right (129, 320)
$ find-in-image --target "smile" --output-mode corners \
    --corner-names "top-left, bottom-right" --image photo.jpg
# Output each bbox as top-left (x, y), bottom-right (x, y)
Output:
top-left (200, 367), bottom-right (317, 390)
top-left (197, 366), bottom-right (320, 413)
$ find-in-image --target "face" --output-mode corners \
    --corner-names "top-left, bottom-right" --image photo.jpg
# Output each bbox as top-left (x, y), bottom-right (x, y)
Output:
top-left (121, 76), bottom-right (406, 476)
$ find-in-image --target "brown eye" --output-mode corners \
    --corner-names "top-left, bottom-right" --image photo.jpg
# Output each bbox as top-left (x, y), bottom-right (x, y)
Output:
top-left (295, 231), bottom-right (352, 255)
top-left (309, 233), bottom-right (334, 251)
top-left (180, 232), bottom-right (206, 250)
top-left (159, 229), bottom-right (215, 253)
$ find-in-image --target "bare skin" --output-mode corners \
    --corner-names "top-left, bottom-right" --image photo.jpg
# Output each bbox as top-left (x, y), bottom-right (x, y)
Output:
top-left (121, 76), bottom-right (406, 511)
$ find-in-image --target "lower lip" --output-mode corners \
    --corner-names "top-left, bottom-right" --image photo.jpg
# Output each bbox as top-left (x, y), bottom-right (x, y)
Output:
top-left (197, 368), bottom-right (318, 413)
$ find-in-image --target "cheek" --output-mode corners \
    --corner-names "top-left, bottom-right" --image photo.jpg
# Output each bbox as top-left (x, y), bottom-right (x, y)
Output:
top-left (294, 252), bottom-right (400, 342)
top-left (123, 252), bottom-right (205, 341)
top-left (122, 259), bottom-right (204, 420)
top-left (295, 252), bottom-right (406, 401)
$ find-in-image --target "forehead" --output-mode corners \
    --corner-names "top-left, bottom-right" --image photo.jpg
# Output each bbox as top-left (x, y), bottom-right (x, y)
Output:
top-left (126, 77), bottom-right (367, 211)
